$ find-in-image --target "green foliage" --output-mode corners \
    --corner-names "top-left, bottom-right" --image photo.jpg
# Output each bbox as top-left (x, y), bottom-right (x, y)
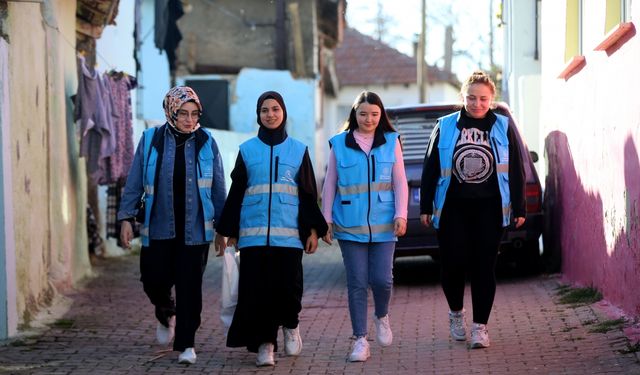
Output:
top-left (588, 318), bottom-right (626, 333)
top-left (556, 285), bottom-right (602, 305)
top-left (51, 319), bottom-right (74, 329)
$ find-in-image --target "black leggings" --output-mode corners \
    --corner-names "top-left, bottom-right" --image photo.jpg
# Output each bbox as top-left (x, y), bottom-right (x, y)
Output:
top-left (437, 196), bottom-right (504, 325)
top-left (140, 239), bottom-right (209, 352)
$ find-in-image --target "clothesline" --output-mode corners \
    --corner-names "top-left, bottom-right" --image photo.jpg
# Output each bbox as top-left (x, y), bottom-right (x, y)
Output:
top-left (37, 9), bottom-right (119, 72)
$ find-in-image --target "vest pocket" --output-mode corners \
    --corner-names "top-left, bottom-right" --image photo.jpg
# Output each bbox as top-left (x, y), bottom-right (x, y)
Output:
top-left (337, 158), bottom-right (359, 185)
top-left (337, 196), bottom-right (366, 227)
top-left (278, 193), bottom-right (299, 206)
top-left (375, 190), bottom-right (395, 221)
top-left (242, 193), bottom-right (263, 206)
top-left (277, 160), bottom-right (299, 184)
top-left (375, 160), bottom-right (394, 182)
top-left (378, 190), bottom-right (395, 202)
top-left (198, 153), bottom-right (214, 177)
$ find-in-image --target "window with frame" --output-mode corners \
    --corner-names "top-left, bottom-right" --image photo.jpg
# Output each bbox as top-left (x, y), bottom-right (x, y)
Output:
top-left (594, 0), bottom-right (634, 52)
top-left (564, 0), bottom-right (583, 62)
top-left (184, 79), bottom-right (229, 130)
top-left (605, 0), bottom-right (633, 32)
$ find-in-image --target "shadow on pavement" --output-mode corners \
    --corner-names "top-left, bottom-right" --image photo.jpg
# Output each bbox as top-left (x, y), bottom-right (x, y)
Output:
top-left (393, 255), bottom-right (542, 286)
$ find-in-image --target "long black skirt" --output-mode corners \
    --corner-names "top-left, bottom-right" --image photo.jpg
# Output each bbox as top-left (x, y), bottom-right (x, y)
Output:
top-left (226, 246), bottom-right (303, 353)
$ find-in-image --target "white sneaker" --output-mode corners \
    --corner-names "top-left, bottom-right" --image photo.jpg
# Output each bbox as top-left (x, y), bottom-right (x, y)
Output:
top-left (156, 315), bottom-right (176, 345)
top-left (256, 342), bottom-right (275, 367)
top-left (470, 323), bottom-right (490, 349)
top-left (374, 315), bottom-right (393, 347)
top-left (448, 309), bottom-right (466, 341)
top-left (283, 326), bottom-right (302, 356)
top-left (178, 347), bottom-right (197, 364)
top-left (348, 337), bottom-right (370, 362)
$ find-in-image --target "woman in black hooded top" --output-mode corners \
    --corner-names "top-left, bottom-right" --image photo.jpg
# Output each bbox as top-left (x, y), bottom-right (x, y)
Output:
top-left (215, 91), bottom-right (328, 367)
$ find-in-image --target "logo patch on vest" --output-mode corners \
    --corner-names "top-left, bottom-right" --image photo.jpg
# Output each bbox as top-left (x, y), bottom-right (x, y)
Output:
top-left (500, 149), bottom-right (509, 162)
top-left (280, 169), bottom-right (295, 183)
top-left (379, 166), bottom-right (392, 181)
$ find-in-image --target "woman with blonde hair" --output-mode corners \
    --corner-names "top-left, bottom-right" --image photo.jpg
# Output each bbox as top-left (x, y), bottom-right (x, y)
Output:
top-left (420, 71), bottom-right (526, 349)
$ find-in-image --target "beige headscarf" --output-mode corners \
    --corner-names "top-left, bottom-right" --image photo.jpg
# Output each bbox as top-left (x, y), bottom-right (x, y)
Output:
top-left (162, 86), bottom-right (203, 133)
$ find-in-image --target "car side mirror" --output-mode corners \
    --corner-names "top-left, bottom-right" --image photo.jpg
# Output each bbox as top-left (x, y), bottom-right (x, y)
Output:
top-left (529, 151), bottom-right (539, 163)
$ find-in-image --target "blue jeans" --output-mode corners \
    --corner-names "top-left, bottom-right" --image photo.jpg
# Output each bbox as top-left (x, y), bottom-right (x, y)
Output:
top-left (338, 240), bottom-right (395, 337)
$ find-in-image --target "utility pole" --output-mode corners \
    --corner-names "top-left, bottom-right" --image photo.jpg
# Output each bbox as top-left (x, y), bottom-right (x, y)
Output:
top-left (489, 0), bottom-right (495, 70)
top-left (417, 0), bottom-right (427, 102)
top-left (444, 25), bottom-right (453, 74)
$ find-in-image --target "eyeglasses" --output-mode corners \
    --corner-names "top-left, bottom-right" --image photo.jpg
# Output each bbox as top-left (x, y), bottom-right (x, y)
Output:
top-left (176, 110), bottom-right (201, 120)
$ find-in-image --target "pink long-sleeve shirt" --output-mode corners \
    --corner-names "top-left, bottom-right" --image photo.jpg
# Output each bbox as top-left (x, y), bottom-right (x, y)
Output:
top-left (322, 130), bottom-right (408, 224)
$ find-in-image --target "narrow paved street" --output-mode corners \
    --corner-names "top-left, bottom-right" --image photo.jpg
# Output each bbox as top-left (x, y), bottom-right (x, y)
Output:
top-left (0, 242), bottom-right (639, 374)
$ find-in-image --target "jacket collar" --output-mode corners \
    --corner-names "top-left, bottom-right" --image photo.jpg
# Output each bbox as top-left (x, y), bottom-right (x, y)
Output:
top-left (345, 128), bottom-right (387, 151)
top-left (257, 125), bottom-right (287, 146)
top-left (194, 127), bottom-right (209, 152)
top-left (156, 123), bottom-right (209, 153)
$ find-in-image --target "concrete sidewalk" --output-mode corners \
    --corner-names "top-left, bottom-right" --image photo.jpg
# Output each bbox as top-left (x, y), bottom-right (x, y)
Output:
top-left (0, 242), bottom-right (639, 374)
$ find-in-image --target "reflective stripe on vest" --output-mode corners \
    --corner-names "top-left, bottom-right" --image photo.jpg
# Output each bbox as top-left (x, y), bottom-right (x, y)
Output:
top-left (238, 137), bottom-right (307, 249)
top-left (239, 227), bottom-right (300, 237)
top-left (245, 183), bottom-right (299, 196)
top-left (431, 112), bottom-right (512, 229)
top-left (338, 182), bottom-right (392, 196)
top-left (329, 131), bottom-right (398, 242)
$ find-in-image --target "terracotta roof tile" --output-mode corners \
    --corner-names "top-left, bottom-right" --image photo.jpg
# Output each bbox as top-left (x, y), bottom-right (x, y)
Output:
top-left (335, 28), bottom-right (455, 86)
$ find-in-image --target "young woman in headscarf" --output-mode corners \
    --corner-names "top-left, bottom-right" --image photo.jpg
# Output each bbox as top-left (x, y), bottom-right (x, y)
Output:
top-left (118, 86), bottom-right (226, 365)
top-left (215, 91), bottom-right (328, 367)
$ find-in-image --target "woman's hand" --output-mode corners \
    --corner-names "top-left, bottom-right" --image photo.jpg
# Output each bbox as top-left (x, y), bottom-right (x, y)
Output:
top-left (214, 234), bottom-right (227, 256)
top-left (514, 217), bottom-right (526, 228)
top-left (420, 214), bottom-right (432, 228)
top-left (120, 221), bottom-right (133, 249)
top-left (394, 217), bottom-right (407, 236)
top-left (227, 237), bottom-right (238, 250)
top-left (322, 223), bottom-right (333, 244)
top-left (305, 229), bottom-right (318, 254)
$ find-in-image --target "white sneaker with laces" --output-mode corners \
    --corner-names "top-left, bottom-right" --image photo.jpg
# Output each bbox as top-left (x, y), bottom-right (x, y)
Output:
top-left (283, 326), bottom-right (303, 356)
top-left (448, 309), bottom-right (466, 341)
top-left (256, 342), bottom-right (275, 367)
top-left (156, 315), bottom-right (176, 345)
top-left (348, 336), bottom-right (370, 362)
top-left (374, 315), bottom-right (393, 347)
top-left (470, 323), bottom-right (490, 348)
top-left (178, 347), bottom-right (197, 364)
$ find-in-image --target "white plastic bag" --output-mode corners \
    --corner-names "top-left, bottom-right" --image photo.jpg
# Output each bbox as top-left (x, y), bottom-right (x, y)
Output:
top-left (220, 246), bottom-right (239, 334)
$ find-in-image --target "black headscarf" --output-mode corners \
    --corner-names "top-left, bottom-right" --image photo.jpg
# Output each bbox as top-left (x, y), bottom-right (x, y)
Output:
top-left (256, 91), bottom-right (288, 146)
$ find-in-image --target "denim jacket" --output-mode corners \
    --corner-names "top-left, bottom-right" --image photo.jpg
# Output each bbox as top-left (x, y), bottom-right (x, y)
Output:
top-left (118, 124), bottom-right (226, 246)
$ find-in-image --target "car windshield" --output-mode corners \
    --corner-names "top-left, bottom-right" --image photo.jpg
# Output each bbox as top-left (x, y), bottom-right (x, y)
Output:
top-left (389, 110), bottom-right (450, 162)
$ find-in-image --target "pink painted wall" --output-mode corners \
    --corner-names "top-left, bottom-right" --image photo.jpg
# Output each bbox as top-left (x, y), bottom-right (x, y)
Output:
top-left (541, 4), bottom-right (640, 317)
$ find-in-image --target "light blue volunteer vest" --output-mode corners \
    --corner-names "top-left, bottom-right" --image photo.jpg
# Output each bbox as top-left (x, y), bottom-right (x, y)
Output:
top-left (330, 131), bottom-right (398, 243)
top-left (431, 111), bottom-right (512, 229)
top-left (140, 127), bottom-right (216, 246)
top-left (238, 136), bottom-right (307, 249)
